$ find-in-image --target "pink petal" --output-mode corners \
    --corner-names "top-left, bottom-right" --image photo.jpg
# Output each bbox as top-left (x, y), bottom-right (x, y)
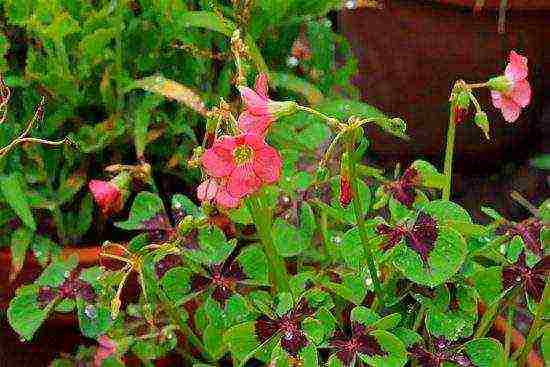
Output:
top-left (238, 86), bottom-right (270, 116)
top-left (500, 97), bottom-right (521, 123)
top-left (491, 90), bottom-right (503, 108)
top-left (510, 79), bottom-right (531, 108)
top-left (253, 146), bottom-right (282, 184)
top-left (505, 50), bottom-right (528, 82)
top-left (255, 73), bottom-right (270, 99)
top-left (227, 164), bottom-right (262, 198)
top-left (89, 180), bottom-right (122, 215)
top-left (197, 179), bottom-right (218, 201)
top-left (242, 132), bottom-right (268, 151)
top-left (238, 110), bottom-right (273, 135)
top-left (201, 137), bottom-right (236, 177)
top-left (215, 185), bottom-right (241, 209)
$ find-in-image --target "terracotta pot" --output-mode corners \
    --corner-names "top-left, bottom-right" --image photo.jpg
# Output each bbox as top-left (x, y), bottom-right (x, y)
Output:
top-left (339, 1), bottom-right (550, 173)
top-left (435, 0), bottom-right (550, 10)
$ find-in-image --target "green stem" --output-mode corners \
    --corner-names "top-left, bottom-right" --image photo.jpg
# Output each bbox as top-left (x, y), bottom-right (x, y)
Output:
top-left (516, 281), bottom-right (550, 366)
top-left (475, 299), bottom-right (500, 338)
top-left (246, 195), bottom-right (290, 294)
top-left (297, 105), bottom-right (341, 131)
top-left (115, 0), bottom-right (125, 114)
top-left (346, 133), bottom-right (384, 307)
top-left (413, 304), bottom-right (426, 331)
top-left (442, 103), bottom-right (457, 201)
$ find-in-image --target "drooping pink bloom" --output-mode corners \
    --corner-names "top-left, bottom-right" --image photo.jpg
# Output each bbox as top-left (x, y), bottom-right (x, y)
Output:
top-left (197, 178), bottom-right (240, 209)
top-left (94, 336), bottom-right (117, 367)
top-left (89, 180), bottom-right (123, 216)
top-left (490, 50), bottom-right (531, 123)
top-left (237, 73), bottom-right (297, 136)
top-left (201, 133), bottom-right (282, 200)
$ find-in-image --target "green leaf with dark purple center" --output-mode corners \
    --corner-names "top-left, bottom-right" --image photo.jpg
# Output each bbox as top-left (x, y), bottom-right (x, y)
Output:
top-left (8, 285), bottom-right (55, 341)
top-left (392, 226), bottom-right (467, 286)
top-left (37, 255), bottom-right (79, 287)
top-left (115, 192), bottom-right (168, 231)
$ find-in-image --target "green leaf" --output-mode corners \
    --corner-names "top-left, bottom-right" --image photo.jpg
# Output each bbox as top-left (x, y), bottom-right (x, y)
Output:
top-left (541, 328), bottom-right (550, 366)
top-left (160, 267), bottom-right (191, 303)
top-left (422, 200), bottom-right (472, 223)
top-left (359, 330), bottom-right (408, 367)
top-left (462, 338), bottom-right (504, 367)
top-left (275, 292), bottom-right (294, 317)
top-left (470, 266), bottom-right (502, 305)
top-left (223, 321), bottom-right (262, 363)
top-left (172, 194), bottom-right (201, 218)
top-left (177, 11), bottom-right (235, 36)
top-left (203, 324), bottom-right (226, 359)
top-left (530, 154), bottom-right (550, 170)
top-left (273, 218), bottom-right (309, 257)
top-left (10, 227), bottom-right (33, 281)
top-left (132, 75), bottom-right (207, 116)
top-left (238, 246), bottom-right (268, 285)
top-left (351, 306), bottom-right (379, 327)
top-left (392, 226), bottom-right (467, 287)
top-left (115, 192), bottom-right (167, 231)
top-left (425, 284), bottom-right (478, 341)
top-left (8, 285), bottom-right (54, 341)
top-left (36, 255), bottom-right (79, 287)
top-left (411, 160), bottom-right (445, 189)
top-left (0, 174), bottom-right (36, 230)
top-left (32, 235), bottom-right (60, 267)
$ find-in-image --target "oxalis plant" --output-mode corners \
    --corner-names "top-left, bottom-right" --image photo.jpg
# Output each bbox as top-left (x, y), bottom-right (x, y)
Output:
top-left (5, 9), bottom-right (548, 367)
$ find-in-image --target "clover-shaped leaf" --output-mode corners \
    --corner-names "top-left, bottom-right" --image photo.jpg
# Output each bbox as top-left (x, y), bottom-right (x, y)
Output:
top-left (392, 226), bottom-right (467, 286)
top-left (115, 192), bottom-right (169, 231)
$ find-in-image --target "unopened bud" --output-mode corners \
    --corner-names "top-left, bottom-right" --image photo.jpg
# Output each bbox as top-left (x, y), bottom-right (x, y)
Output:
top-left (89, 171), bottom-right (131, 217)
top-left (474, 111), bottom-right (490, 140)
top-left (267, 100), bottom-right (298, 119)
top-left (339, 152), bottom-right (352, 208)
top-left (456, 90), bottom-right (471, 109)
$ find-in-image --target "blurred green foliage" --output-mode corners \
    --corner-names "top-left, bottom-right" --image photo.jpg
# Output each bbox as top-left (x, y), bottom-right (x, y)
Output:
top-left (0, 0), bottom-right (357, 265)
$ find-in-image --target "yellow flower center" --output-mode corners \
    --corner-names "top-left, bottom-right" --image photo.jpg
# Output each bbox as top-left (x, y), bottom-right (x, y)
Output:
top-left (233, 145), bottom-right (254, 165)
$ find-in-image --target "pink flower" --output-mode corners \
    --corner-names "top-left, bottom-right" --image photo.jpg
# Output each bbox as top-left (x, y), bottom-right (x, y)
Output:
top-left (201, 133), bottom-right (282, 199)
top-left (490, 50), bottom-right (531, 123)
top-left (89, 180), bottom-right (123, 216)
top-left (238, 73), bottom-right (297, 136)
top-left (94, 336), bottom-right (117, 367)
top-left (197, 178), bottom-right (240, 209)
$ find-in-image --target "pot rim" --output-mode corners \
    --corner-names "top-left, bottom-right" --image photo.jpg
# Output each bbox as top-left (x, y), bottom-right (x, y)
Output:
top-left (434, 0), bottom-right (550, 10)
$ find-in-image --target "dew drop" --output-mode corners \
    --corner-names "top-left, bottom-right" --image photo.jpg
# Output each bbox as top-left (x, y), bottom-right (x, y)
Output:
top-left (286, 56), bottom-right (299, 68)
top-left (345, 0), bottom-right (357, 10)
top-left (84, 304), bottom-right (97, 319)
top-left (331, 235), bottom-right (342, 245)
top-left (173, 201), bottom-right (182, 209)
top-left (64, 271), bottom-right (71, 278)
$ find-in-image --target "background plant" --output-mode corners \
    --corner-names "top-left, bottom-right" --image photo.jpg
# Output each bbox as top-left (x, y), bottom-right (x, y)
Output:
top-left (1, 1), bottom-right (548, 367)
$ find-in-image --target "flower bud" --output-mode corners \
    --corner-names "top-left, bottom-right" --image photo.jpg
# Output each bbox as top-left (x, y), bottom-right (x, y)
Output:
top-left (456, 90), bottom-right (471, 109)
top-left (89, 171), bottom-right (131, 217)
top-left (267, 100), bottom-right (298, 119)
top-left (339, 152), bottom-right (352, 208)
top-left (487, 75), bottom-right (512, 93)
top-left (474, 111), bottom-right (490, 140)
top-left (339, 176), bottom-right (352, 208)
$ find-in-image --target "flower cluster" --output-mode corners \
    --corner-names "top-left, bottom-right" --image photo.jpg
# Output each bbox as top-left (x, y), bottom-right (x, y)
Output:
top-left (197, 74), bottom-right (292, 208)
